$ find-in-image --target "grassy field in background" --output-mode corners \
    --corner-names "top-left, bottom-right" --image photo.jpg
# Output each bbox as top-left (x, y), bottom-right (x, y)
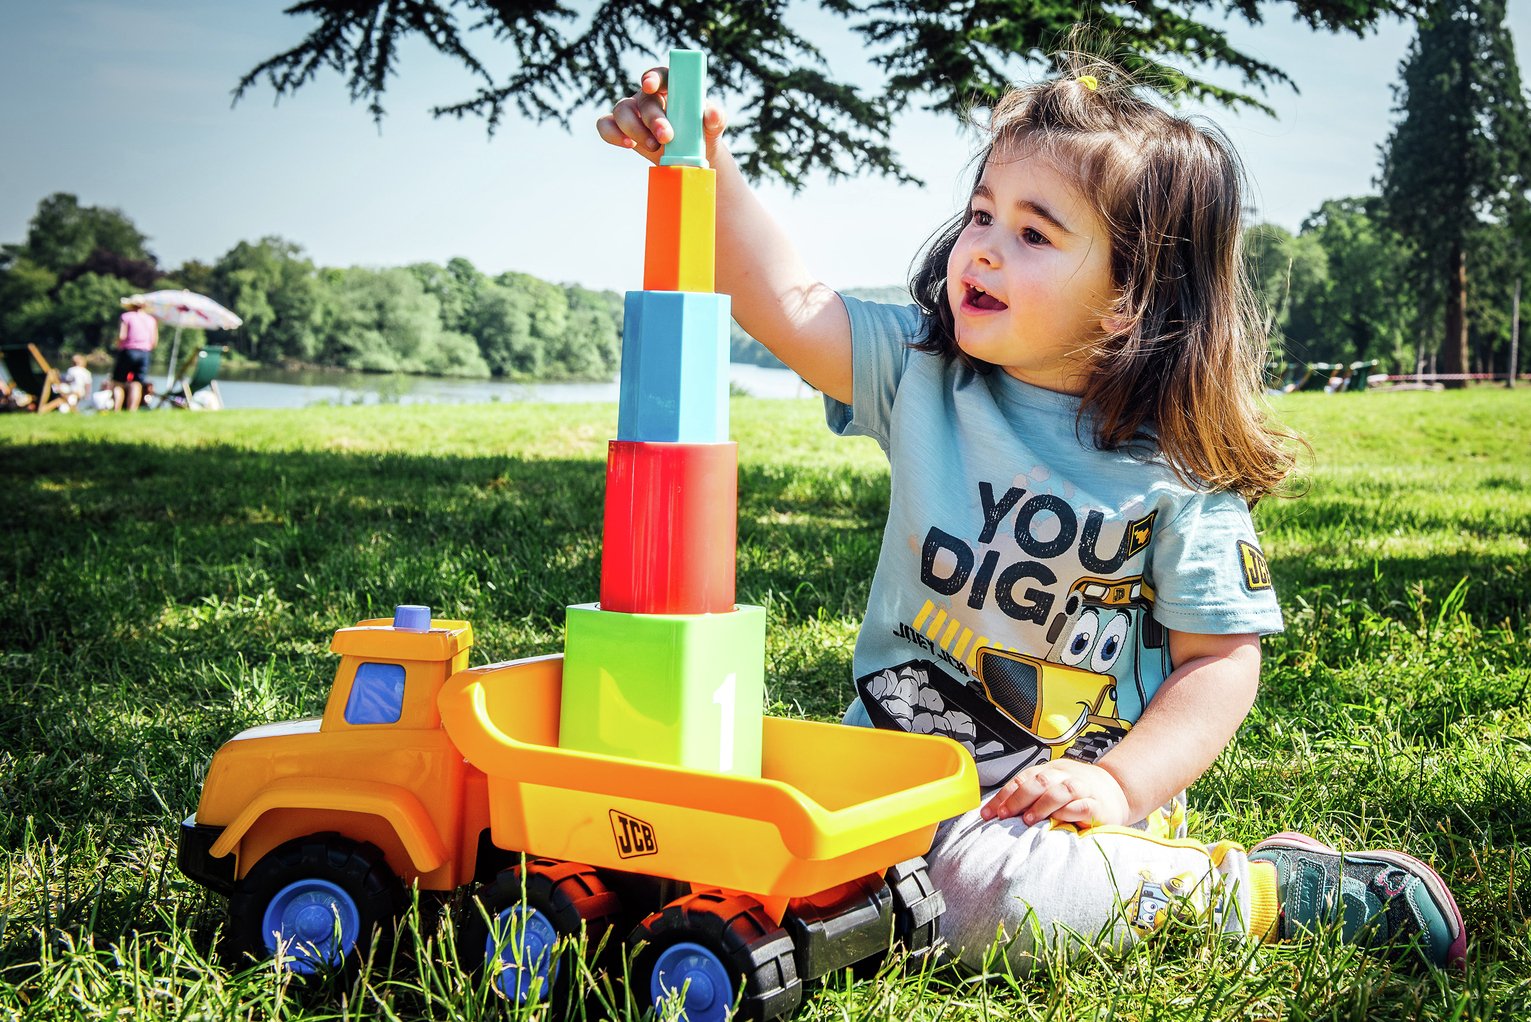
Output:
top-left (1, 389), bottom-right (1528, 1020)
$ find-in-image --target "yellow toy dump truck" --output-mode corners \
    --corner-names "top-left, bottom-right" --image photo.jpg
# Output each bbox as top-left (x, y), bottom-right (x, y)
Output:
top-left (180, 606), bottom-right (978, 1022)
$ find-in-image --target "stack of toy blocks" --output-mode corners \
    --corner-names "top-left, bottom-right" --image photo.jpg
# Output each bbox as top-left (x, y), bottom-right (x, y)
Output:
top-left (558, 51), bottom-right (765, 778)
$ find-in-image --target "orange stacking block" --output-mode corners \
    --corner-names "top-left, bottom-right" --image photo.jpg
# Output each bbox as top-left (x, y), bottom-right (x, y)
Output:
top-left (643, 165), bottom-right (716, 293)
top-left (600, 440), bottom-right (737, 614)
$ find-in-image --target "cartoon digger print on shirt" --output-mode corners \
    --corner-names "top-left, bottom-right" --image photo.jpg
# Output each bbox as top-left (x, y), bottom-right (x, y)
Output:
top-left (857, 574), bottom-right (1172, 790)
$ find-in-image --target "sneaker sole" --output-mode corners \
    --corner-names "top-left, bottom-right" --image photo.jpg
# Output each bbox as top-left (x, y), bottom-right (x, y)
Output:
top-left (1251, 831), bottom-right (1467, 969)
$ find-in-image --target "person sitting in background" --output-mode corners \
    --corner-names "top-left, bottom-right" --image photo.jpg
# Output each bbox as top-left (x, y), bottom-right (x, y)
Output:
top-left (88, 380), bottom-right (116, 412)
top-left (60, 354), bottom-right (92, 411)
top-left (113, 298), bottom-right (158, 410)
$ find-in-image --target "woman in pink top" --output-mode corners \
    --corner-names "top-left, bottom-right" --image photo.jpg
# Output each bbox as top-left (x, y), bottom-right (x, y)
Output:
top-left (113, 298), bottom-right (159, 410)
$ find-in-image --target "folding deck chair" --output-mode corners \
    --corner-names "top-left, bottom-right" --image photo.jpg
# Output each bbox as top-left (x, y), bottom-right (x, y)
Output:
top-left (1, 343), bottom-right (66, 413)
top-left (1343, 359), bottom-right (1381, 392)
top-left (163, 345), bottom-right (226, 410)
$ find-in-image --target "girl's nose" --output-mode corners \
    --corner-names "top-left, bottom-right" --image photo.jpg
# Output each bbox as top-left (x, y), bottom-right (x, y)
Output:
top-left (970, 234), bottom-right (1000, 268)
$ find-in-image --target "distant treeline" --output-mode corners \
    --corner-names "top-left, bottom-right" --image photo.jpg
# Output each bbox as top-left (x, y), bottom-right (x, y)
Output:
top-left (1244, 197), bottom-right (1524, 377)
top-left (9, 191), bottom-right (1519, 384)
top-left (0, 193), bottom-right (776, 380)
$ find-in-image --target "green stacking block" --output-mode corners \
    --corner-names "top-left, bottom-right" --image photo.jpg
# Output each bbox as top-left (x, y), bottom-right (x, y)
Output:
top-left (660, 49), bottom-right (707, 168)
top-left (559, 603), bottom-right (765, 776)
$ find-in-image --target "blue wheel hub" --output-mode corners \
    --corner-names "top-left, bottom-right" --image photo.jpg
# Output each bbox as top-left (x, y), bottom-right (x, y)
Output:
top-left (652, 942), bottom-right (735, 1022)
top-left (261, 878), bottom-right (361, 974)
top-left (485, 905), bottom-right (560, 1002)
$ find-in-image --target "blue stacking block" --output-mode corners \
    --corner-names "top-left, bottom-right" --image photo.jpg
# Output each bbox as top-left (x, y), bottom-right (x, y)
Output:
top-left (618, 291), bottom-right (731, 443)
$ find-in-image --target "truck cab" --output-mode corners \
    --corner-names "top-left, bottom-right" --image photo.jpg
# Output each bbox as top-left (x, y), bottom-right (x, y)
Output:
top-left (179, 606), bottom-right (486, 899)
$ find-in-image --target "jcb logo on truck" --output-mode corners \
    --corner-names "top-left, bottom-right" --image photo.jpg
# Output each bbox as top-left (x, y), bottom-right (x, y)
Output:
top-left (611, 810), bottom-right (658, 858)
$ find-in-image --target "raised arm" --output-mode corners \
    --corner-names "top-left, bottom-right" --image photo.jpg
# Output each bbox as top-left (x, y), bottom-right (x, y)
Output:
top-left (597, 68), bottom-right (853, 404)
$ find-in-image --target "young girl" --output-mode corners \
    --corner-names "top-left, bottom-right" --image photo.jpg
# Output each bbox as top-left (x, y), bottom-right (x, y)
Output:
top-left (598, 56), bottom-right (1464, 971)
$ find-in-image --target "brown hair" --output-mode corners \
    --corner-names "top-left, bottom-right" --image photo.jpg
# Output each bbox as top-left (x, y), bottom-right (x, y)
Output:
top-left (909, 56), bottom-right (1297, 504)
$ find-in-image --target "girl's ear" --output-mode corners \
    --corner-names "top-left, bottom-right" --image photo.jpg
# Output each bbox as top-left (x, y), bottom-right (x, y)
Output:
top-left (1099, 313), bottom-right (1132, 336)
top-left (1099, 291), bottom-right (1132, 337)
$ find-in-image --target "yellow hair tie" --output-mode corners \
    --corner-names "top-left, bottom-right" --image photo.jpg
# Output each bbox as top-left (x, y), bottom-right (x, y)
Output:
top-left (1078, 75), bottom-right (1099, 92)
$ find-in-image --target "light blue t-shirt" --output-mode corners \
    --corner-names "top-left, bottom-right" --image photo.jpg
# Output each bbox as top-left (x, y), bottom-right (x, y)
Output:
top-left (827, 295), bottom-right (1283, 789)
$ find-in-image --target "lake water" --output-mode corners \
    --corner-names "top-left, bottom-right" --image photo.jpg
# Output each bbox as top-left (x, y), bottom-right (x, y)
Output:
top-left (211, 363), bottom-right (818, 410)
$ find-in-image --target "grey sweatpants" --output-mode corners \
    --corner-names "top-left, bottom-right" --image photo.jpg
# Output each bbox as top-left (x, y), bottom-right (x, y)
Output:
top-left (926, 806), bottom-right (1257, 972)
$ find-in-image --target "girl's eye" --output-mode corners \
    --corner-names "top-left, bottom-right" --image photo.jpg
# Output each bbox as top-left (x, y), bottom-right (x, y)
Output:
top-left (1021, 227), bottom-right (1049, 246)
top-left (970, 209), bottom-right (993, 226)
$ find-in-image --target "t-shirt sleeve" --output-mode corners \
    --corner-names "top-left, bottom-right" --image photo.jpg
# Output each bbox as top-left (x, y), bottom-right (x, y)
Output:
top-left (823, 294), bottom-right (924, 452)
top-left (1147, 490), bottom-right (1284, 635)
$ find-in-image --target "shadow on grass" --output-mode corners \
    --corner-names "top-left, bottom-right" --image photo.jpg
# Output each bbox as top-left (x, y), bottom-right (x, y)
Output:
top-left (0, 438), bottom-right (889, 645)
top-left (1269, 550), bottom-right (1528, 628)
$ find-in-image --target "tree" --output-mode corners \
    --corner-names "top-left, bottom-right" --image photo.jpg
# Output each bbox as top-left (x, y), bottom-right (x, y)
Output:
top-left (320, 266), bottom-right (491, 377)
top-left (1463, 218), bottom-right (1525, 374)
top-left (0, 194), bottom-right (160, 353)
top-left (1379, 0), bottom-right (1531, 384)
top-left (408, 257), bottom-right (485, 334)
top-left (237, 0), bottom-right (1420, 189)
top-left (52, 272), bottom-right (138, 353)
top-left (552, 284), bottom-right (621, 380)
top-left (1298, 198), bottom-right (1417, 368)
top-left (169, 259), bottom-right (220, 298)
top-left (2, 193), bottom-right (153, 273)
top-left (212, 237), bottom-right (328, 362)
top-left (0, 257), bottom-right (58, 345)
top-left (55, 248), bottom-right (161, 291)
top-left (1242, 223), bottom-right (1328, 361)
top-left (472, 275), bottom-right (566, 379)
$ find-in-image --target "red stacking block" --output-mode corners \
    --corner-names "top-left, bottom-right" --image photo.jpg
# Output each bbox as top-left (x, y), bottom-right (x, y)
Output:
top-left (600, 440), bottom-right (738, 615)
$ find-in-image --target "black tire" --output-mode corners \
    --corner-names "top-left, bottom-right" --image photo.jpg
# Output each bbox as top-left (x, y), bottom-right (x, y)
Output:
top-left (886, 857), bottom-right (944, 957)
top-left (225, 833), bottom-right (404, 976)
top-left (628, 891), bottom-right (801, 1022)
top-left (458, 858), bottom-right (623, 1004)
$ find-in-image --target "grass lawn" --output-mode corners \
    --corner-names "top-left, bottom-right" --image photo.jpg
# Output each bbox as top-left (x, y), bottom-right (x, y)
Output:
top-left (1, 389), bottom-right (1528, 1020)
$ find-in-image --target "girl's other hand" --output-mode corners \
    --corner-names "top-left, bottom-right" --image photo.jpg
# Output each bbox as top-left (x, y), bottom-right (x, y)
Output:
top-left (596, 67), bottom-right (727, 165)
top-left (980, 758), bottom-right (1131, 828)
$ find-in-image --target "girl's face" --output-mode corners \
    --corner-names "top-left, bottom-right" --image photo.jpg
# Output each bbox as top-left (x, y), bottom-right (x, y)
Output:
top-left (946, 150), bottom-right (1117, 394)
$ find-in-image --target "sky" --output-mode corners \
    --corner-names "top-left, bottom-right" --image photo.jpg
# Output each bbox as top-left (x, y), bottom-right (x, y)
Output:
top-left (2, 1), bottom-right (1528, 294)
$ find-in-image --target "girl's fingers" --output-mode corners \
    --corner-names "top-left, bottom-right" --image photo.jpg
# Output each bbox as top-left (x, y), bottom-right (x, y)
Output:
top-left (635, 90), bottom-right (673, 144)
top-left (640, 66), bottom-right (668, 95)
top-left (1020, 780), bottom-right (1074, 825)
top-left (612, 68), bottom-right (723, 156)
top-left (610, 99), bottom-right (662, 152)
top-left (594, 113), bottom-right (637, 149)
top-left (980, 781), bottom-right (1018, 819)
top-left (1050, 798), bottom-right (1097, 827)
top-left (981, 772), bottom-right (1040, 820)
top-left (702, 101), bottom-right (727, 138)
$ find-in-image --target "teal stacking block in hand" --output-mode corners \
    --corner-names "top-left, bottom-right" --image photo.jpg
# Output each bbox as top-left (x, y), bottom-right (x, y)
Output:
top-left (660, 49), bottom-right (707, 169)
top-left (618, 290), bottom-right (731, 443)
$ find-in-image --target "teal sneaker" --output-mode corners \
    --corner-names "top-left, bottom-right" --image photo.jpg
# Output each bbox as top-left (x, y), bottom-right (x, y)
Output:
top-left (1249, 832), bottom-right (1466, 969)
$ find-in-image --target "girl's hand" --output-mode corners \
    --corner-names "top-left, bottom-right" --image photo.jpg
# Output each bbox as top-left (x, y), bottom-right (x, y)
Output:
top-left (596, 67), bottom-right (728, 165)
top-left (980, 758), bottom-right (1131, 828)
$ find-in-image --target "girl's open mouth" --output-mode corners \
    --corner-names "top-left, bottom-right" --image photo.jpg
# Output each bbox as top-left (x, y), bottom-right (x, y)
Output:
top-left (963, 284), bottom-right (1008, 312)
